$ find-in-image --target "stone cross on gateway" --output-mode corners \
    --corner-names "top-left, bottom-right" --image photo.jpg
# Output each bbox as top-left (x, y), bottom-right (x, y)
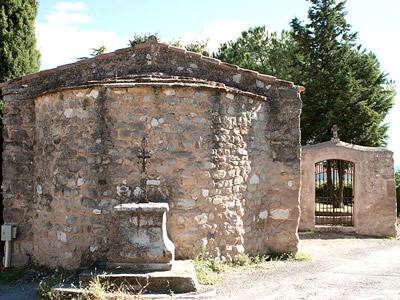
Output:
top-left (331, 124), bottom-right (340, 143)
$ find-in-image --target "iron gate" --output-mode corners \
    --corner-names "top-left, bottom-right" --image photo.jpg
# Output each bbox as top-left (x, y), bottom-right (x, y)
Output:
top-left (315, 159), bottom-right (354, 226)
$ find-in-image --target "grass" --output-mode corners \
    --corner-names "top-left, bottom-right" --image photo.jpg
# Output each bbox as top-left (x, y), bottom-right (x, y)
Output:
top-left (193, 256), bottom-right (228, 285)
top-left (40, 272), bottom-right (150, 299)
top-left (1, 251), bottom-right (313, 296)
top-left (385, 218), bottom-right (400, 240)
top-left (81, 276), bottom-right (148, 300)
top-left (37, 267), bottom-right (74, 299)
top-left (194, 251), bottom-right (311, 285)
top-left (0, 267), bottom-right (27, 283)
top-left (293, 252), bottom-right (312, 261)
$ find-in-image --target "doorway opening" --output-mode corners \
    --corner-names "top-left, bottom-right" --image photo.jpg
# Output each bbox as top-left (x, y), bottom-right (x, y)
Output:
top-left (315, 159), bottom-right (354, 226)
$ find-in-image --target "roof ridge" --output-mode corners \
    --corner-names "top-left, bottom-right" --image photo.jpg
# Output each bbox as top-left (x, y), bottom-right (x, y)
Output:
top-left (0, 40), bottom-right (304, 96)
top-left (1, 41), bottom-right (285, 85)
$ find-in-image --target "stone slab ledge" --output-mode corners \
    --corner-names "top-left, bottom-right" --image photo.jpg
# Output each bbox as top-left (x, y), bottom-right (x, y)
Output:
top-left (114, 202), bottom-right (169, 213)
top-left (34, 75), bottom-right (269, 103)
top-left (51, 286), bottom-right (216, 299)
top-left (77, 260), bottom-right (200, 294)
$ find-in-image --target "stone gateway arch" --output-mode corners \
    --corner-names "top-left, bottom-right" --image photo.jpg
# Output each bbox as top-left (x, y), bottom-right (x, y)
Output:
top-left (300, 139), bottom-right (397, 237)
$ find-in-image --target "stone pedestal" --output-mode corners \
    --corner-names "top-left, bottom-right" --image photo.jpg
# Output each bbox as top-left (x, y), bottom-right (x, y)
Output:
top-left (108, 202), bottom-right (175, 271)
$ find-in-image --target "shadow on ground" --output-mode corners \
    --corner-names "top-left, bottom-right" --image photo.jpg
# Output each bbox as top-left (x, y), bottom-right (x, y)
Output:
top-left (299, 231), bottom-right (387, 240)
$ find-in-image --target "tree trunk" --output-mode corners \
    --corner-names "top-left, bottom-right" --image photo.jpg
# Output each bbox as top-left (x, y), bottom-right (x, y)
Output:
top-left (335, 160), bottom-right (345, 208)
top-left (326, 160), bottom-right (334, 203)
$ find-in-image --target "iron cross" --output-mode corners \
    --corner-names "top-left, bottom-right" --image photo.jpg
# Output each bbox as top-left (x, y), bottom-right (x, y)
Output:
top-left (137, 135), bottom-right (151, 173)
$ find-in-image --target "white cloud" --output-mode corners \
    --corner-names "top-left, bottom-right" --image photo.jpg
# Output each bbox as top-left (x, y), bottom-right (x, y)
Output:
top-left (36, 2), bottom-right (126, 70)
top-left (45, 11), bottom-right (92, 25)
top-left (45, 1), bottom-right (91, 25)
top-left (54, 1), bottom-right (86, 12)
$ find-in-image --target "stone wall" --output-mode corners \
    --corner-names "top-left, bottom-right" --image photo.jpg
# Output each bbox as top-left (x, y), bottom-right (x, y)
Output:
top-left (1, 40), bottom-right (302, 269)
top-left (300, 141), bottom-right (398, 237)
top-left (26, 82), bottom-right (300, 269)
top-left (2, 96), bottom-right (35, 265)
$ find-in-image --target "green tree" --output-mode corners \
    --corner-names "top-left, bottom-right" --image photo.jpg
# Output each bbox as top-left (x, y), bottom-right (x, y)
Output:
top-left (129, 33), bottom-right (161, 47)
top-left (215, 26), bottom-right (299, 81)
top-left (171, 39), bottom-right (209, 56)
top-left (291, 0), bottom-right (395, 207)
top-left (216, 1), bottom-right (395, 208)
top-left (216, 1), bottom-right (395, 148)
top-left (291, 0), bottom-right (395, 146)
top-left (0, 0), bottom-right (40, 82)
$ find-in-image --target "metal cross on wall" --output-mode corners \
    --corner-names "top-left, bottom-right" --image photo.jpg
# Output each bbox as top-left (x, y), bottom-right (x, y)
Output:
top-left (137, 135), bottom-right (151, 174)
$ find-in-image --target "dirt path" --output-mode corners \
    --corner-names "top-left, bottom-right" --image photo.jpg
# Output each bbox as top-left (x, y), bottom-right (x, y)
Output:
top-left (1, 233), bottom-right (399, 299)
top-left (0, 281), bottom-right (37, 300)
top-left (216, 233), bottom-right (400, 299)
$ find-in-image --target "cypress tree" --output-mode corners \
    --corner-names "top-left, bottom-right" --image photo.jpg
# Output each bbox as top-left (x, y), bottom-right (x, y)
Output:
top-left (291, 0), bottom-right (395, 146)
top-left (217, 0), bottom-right (395, 147)
top-left (0, 0), bottom-right (40, 83)
top-left (291, 0), bottom-right (395, 207)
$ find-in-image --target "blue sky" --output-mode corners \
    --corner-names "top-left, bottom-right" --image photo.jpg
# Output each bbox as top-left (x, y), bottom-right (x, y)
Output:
top-left (35, 1), bottom-right (400, 169)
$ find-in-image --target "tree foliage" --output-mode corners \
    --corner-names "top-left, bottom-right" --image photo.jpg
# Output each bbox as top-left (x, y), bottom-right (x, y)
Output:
top-left (0, 0), bottom-right (40, 83)
top-left (129, 33), bottom-right (209, 56)
top-left (77, 45), bottom-right (107, 61)
top-left (216, 0), bottom-right (395, 147)
top-left (291, 0), bottom-right (395, 146)
top-left (170, 39), bottom-right (209, 56)
top-left (129, 33), bottom-right (161, 47)
top-left (215, 26), bottom-right (299, 81)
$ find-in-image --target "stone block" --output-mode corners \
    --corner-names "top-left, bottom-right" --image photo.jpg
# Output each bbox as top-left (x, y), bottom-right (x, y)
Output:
top-left (79, 260), bottom-right (199, 294)
top-left (108, 203), bottom-right (175, 270)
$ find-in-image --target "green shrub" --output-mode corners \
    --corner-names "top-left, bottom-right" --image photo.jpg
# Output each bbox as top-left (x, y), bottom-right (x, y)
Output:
top-left (232, 253), bottom-right (252, 266)
top-left (193, 256), bottom-right (228, 285)
top-left (37, 267), bottom-right (73, 299)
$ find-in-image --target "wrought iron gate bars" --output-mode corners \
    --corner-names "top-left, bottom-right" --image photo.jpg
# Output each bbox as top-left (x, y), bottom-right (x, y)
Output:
top-left (314, 160), bottom-right (354, 226)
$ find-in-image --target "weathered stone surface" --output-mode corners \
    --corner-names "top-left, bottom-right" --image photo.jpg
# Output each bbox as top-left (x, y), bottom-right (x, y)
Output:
top-left (79, 260), bottom-right (199, 294)
top-left (300, 141), bottom-right (398, 237)
top-left (270, 209), bottom-right (289, 220)
top-left (107, 203), bottom-right (174, 271)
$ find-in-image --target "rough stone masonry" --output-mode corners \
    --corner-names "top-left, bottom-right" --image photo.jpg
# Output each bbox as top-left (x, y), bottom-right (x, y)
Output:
top-left (0, 38), bottom-right (303, 269)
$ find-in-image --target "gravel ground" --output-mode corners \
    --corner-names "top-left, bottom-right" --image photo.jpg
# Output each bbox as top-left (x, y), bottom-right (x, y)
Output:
top-left (216, 232), bottom-right (400, 300)
top-left (0, 233), bottom-right (399, 300)
top-left (0, 281), bottom-right (37, 300)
